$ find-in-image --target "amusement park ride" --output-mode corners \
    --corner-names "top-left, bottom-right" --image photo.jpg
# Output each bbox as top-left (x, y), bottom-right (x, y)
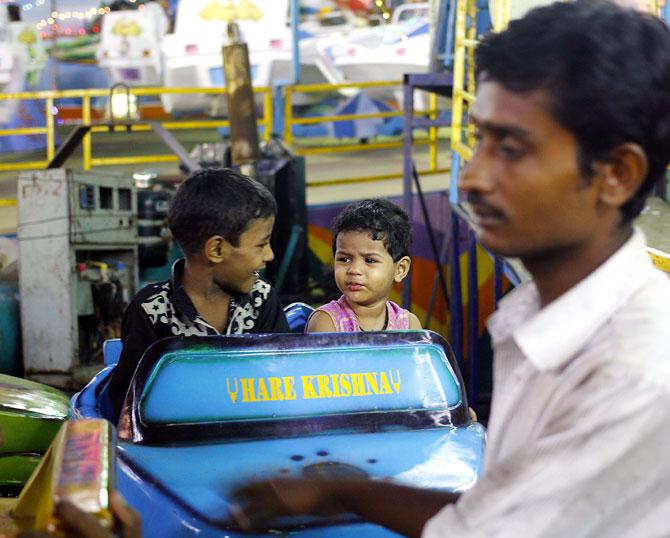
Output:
top-left (94, 0), bottom-right (432, 111)
top-left (0, 4), bottom-right (46, 124)
top-left (1, 0), bottom-right (670, 536)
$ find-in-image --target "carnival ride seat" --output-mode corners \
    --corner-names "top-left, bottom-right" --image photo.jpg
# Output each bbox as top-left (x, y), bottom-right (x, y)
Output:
top-left (284, 301), bottom-right (314, 333)
top-left (109, 331), bottom-right (484, 537)
top-left (70, 303), bottom-right (315, 421)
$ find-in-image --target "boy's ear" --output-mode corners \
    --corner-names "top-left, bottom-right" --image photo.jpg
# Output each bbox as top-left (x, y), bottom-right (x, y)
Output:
top-left (393, 256), bottom-right (411, 283)
top-left (204, 235), bottom-right (232, 263)
top-left (596, 143), bottom-right (648, 210)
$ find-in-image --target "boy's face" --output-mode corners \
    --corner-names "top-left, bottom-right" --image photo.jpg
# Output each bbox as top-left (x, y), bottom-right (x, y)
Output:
top-left (334, 230), bottom-right (409, 308)
top-left (216, 216), bottom-right (275, 294)
top-left (460, 80), bottom-right (607, 262)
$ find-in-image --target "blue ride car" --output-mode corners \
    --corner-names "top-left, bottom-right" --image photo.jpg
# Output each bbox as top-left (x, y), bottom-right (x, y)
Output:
top-left (72, 329), bottom-right (485, 537)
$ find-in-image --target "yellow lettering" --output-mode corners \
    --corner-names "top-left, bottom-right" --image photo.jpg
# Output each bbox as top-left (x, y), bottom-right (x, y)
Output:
top-left (283, 376), bottom-right (297, 400)
top-left (268, 377), bottom-right (284, 401)
top-left (241, 378), bottom-right (256, 402)
top-left (330, 374), bottom-right (342, 397)
top-left (389, 370), bottom-right (401, 393)
top-left (316, 375), bottom-right (333, 398)
top-left (257, 378), bottom-right (270, 401)
top-left (238, 372), bottom-right (399, 402)
top-left (301, 375), bottom-right (318, 399)
top-left (339, 374), bottom-right (351, 396)
top-left (351, 373), bottom-right (369, 396)
top-left (364, 372), bottom-right (379, 394)
top-left (226, 377), bottom-right (239, 403)
top-left (378, 372), bottom-right (393, 394)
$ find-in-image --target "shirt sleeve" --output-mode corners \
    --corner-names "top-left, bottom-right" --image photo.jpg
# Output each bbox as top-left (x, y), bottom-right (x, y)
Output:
top-left (255, 285), bottom-right (290, 333)
top-left (422, 370), bottom-right (670, 538)
top-left (106, 298), bottom-right (159, 422)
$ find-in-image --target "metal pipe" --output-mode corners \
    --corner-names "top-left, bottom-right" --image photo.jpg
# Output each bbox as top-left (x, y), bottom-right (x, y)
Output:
top-left (275, 224), bottom-right (302, 293)
top-left (291, 0), bottom-right (301, 83)
top-left (450, 211), bottom-right (464, 371)
top-left (222, 39), bottom-right (261, 166)
top-left (401, 78), bottom-right (414, 309)
top-left (283, 86), bottom-right (293, 146)
top-left (45, 97), bottom-right (55, 161)
top-left (429, 93), bottom-right (438, 171)
top-left (467, 227), bottom-right (479, 410)
top-left (494, 256), bottom-right (503, 306)
top-left (82, 95), bottom-right (91, 171)
top-left (424, 224), bottom-right (451, 328)
top-left (413, 164), bottom-right (450, 315)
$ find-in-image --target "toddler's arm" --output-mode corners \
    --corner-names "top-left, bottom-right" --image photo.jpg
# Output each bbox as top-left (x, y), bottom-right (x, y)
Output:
top-left (408, 313), bottom-right (422, 329)
top-left (305, 310), bottom-right (337, 333)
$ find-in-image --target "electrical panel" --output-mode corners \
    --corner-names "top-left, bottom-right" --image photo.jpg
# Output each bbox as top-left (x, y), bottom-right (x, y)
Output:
top-left (18, 169), bottom-right (138, 388)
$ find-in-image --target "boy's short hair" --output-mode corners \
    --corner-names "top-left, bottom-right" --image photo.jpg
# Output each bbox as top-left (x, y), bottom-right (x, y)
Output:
top-left (332, 198), bottom-right (412, 261)
top-left (168, 168), bottom-right (277, 255)
top-left (476, 0), bottom-right (670, 222)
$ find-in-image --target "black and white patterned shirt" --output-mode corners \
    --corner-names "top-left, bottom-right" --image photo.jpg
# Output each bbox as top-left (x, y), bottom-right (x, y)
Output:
top-left (107, 258), bottom-right (289, 420)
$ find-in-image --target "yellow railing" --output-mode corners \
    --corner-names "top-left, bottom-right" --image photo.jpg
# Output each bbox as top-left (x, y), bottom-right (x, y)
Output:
top-left (0, 86), bottom-right (272, 172)
top-left (284, 80), bottom-right (401, 149)
top-left (450, 0), bottom-right (478, 162)
top-left (0, 80), bottom-right (449, 185)
top-left (284, 80), bottom-right (448, 184)
top-left (451, 0), bottom-right (669, 163)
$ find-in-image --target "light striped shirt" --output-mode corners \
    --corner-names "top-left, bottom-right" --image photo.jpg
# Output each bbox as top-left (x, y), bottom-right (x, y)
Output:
top-left (423, 229), bottom-right (670, 538)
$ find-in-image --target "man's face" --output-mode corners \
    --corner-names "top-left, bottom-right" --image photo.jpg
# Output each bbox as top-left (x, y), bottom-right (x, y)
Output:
top-left (460, 80), bottom-right (604, 261)
top-left (215, 216), bottom-right (275, 294)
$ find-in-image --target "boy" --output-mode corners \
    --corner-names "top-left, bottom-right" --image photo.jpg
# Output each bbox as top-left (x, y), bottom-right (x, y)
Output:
top-left (107, 168), bottom-right (289, 421)
top-left (232, 2), bottom-right (670, 537)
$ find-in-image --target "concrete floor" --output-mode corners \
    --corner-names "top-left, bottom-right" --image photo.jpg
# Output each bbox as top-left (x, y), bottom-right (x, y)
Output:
top-left (0, 128), bottom-right (452, 232)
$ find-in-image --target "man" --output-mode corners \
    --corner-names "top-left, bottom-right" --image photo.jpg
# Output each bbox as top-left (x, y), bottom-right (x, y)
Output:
top-left (232, 2), bottom-right (670, 537)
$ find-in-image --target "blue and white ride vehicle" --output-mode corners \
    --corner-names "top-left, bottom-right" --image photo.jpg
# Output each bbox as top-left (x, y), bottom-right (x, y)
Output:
top-left (72, 328), bottom-right (485, 537)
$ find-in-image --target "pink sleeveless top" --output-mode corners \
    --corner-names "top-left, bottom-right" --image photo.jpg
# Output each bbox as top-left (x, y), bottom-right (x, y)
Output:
top-left (310, 295), bottom-right (410, 332)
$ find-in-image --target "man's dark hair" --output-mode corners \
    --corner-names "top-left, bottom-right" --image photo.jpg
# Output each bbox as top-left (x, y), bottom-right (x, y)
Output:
top-left (475, 0), bottom-right (670, 222)
top-left (332, 198), bottom-right (412, 261)
top-left (168, 168), bottom-right (277, 255)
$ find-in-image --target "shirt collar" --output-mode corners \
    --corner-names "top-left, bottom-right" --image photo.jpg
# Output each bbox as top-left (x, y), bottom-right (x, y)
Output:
top-left (488, 228), bottom-right (655, 371)
top-left (169, 258), bottom-right (251, 322)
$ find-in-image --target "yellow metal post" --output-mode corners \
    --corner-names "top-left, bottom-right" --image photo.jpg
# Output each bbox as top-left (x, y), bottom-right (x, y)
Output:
top-left (466, 0), bottom-right (477, 93)
top-left (465, 0), bottom-right (478, 148)
top-left (45, 97), bottom-right (55, 162)
top-left (451, 0), bottom-right (467, 154)
top-left (263, 89), bottom-right (272, 142)
top-left (283, 86), bottom-right (293, 146)
top-left (82, 95), bottom-right (92, 171)
top-left (429, 92), bottom-right (438, 171)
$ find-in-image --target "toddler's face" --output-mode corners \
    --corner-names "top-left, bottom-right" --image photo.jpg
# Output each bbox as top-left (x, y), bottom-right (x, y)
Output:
top-left (333, 230), bottom-right (402, 308)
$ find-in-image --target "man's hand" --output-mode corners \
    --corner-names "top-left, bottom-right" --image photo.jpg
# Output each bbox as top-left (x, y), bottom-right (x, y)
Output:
top-left (232, 476), bottom-right (458, 538)
top-left (18, 492), bottom-right (142, 538)
top-left (232, 478), bottom-right (345, 531)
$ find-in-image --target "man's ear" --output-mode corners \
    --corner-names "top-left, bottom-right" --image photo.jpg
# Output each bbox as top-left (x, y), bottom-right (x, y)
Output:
top-left (204, 235), bottom-right (231, 263)
top-left (597, 143), bottom-right (648, 210)
top-left (393, 256), bottom-right (411, 283)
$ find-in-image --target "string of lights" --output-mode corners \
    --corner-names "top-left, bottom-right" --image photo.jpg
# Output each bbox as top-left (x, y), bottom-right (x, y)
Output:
top-left (0, 0), bottom-right (147, 35)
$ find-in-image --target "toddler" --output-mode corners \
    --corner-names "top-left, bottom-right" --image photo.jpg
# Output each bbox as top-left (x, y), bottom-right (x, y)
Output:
top-left (307, 198), bottom-right (421, 332)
